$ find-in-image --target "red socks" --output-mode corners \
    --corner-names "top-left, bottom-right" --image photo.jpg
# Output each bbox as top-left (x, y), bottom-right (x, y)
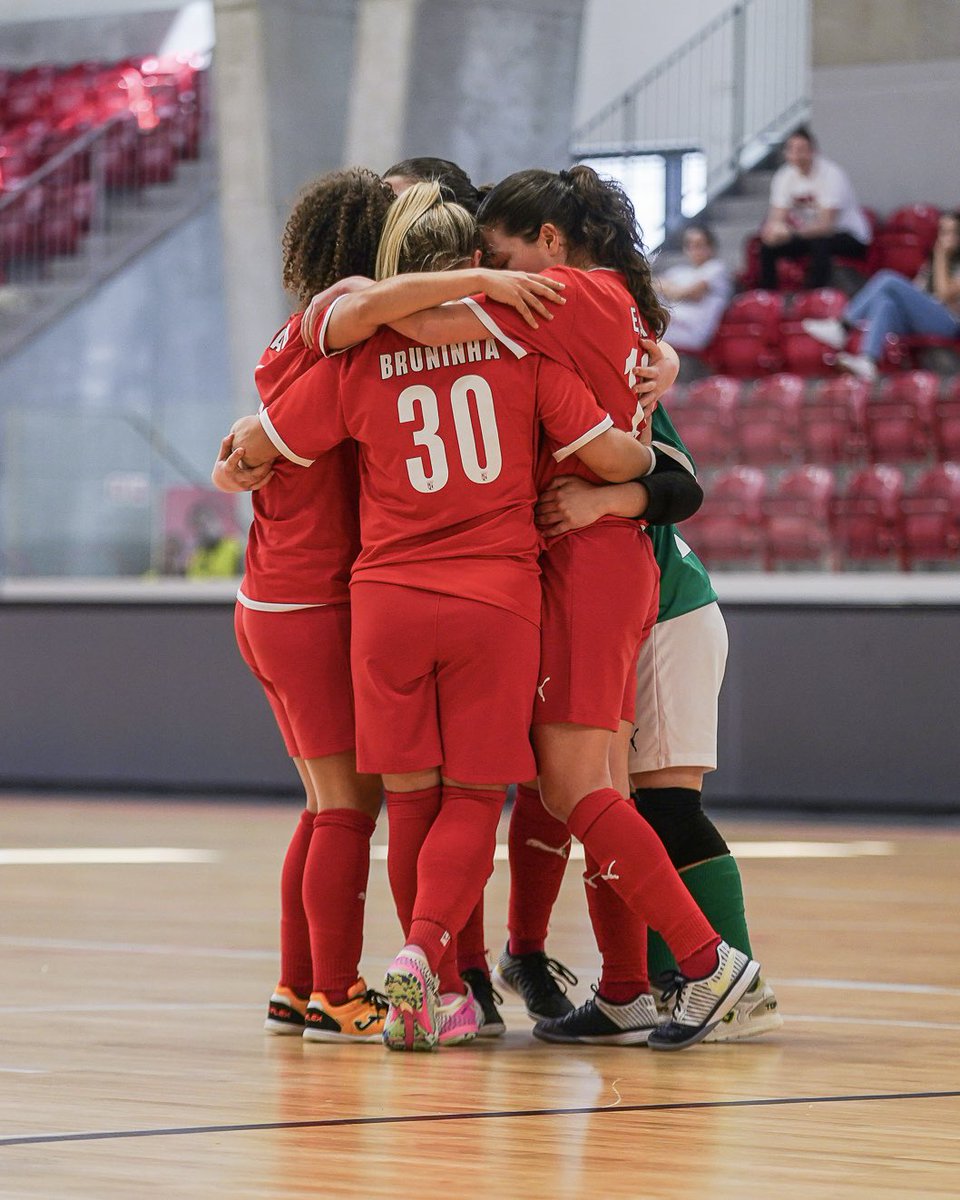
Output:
top-left (457, 895), bottom-right (489, 977)
top-left (387, 785), bottom-right (469, 993)
top-left (408, 785), bottom-right (506, 974)
top-left (278, 808), bottom-right (316, 998)
top-left (567, 789), bottom-right (718, 965)
top-left (583, 848), bottom-right (649, 1001)
top-left (507, 783), bottom-right (571, 956)
top-left (302, 808), bottom-right (375, 1003)
top-left (385, 786), bottom-right (442, 938)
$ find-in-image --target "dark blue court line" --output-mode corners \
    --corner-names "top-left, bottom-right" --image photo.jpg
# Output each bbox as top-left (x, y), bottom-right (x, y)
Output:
top-left (2, 1089), bottom-right (959, 1148)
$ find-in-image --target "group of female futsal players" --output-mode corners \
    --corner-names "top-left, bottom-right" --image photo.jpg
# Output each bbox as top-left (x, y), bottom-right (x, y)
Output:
top-left (213, 157), bottom-right (781, 1052)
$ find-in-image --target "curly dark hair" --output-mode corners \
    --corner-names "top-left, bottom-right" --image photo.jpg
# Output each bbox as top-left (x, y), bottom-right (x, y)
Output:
top-left (477, 165), bottom-right (669, 339)
top-left (281, 168), bottom-right (395, 305)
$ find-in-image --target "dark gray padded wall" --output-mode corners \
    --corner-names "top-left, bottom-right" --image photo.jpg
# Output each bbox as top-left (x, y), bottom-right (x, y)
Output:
top-left (1, 601), bottom-right (958, 810)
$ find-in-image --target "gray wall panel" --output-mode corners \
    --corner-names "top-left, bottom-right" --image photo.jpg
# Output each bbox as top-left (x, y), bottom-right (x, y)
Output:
top-left (1, 601), bottom-right (957, 811)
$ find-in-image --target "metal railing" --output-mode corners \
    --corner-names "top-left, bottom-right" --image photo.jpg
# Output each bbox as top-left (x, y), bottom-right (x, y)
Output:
top-left (571, 0), bottom-right (810, 204)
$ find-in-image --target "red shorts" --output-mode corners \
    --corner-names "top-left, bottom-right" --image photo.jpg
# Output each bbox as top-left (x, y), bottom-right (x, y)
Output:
top-left (534, 523), bottom-right (659, 731)
top-left (350, 582), bottom-right (539, 784)
top-left (234, 602), bottom-right (355, 759)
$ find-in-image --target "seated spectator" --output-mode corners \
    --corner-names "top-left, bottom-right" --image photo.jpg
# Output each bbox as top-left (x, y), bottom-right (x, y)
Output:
top-left (802, 210), bottom-right (960, 382)
top-left (657, 223), bottom-right (733, 353)
top-left (759, 127), bottom-right (871, 290)
top-left (184, 502), bottom-right (243, 578)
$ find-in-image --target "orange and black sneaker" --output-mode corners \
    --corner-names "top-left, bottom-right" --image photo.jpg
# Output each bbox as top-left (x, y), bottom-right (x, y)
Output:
top-left (264, 984), bottom-right (309, 1035)
top-left (303, 978), bottom-right (389, 1043)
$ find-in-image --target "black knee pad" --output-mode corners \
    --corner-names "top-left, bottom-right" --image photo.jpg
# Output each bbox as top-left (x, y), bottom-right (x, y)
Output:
top-left (632, 787), bottom-right (729, 870)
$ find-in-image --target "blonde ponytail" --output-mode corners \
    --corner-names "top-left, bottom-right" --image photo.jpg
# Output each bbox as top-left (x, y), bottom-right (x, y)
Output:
top-left (375, 180), bottom-right (480, 279)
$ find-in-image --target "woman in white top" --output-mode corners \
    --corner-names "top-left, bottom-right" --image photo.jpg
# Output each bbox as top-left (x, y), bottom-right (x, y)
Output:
top-left (656, 223), bottom-right (732, 353)
top-left (802, 209), bottom-right (960, 382)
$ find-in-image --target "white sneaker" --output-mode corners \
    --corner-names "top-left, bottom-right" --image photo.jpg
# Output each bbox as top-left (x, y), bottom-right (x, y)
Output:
top-left (801, 317), bottom-right (847, 350)
top-left (704, 976), bottom-right (783, 1043)
top-left (647, 941), bottom-right (761, 1051)
top-left (836, 351), bottom-right (878, 383)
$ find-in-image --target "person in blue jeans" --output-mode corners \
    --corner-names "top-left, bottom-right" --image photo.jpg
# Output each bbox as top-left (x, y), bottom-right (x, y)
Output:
top-left (802, 210), bottom-right (960, 381)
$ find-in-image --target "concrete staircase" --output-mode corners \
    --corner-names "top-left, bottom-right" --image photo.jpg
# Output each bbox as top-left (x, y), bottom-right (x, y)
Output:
top-left (654, 166), bottom-right (772, 279)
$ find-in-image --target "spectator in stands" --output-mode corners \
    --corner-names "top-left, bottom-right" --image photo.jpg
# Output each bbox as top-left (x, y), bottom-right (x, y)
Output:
top-left (184, 501), bottom-right (242, 578)
top-left (656, 222), bottom-right (732, 355)
top-left (759, 127), bottom-right (871, 290)
top-left (802, 210), bottom-right (960, 382)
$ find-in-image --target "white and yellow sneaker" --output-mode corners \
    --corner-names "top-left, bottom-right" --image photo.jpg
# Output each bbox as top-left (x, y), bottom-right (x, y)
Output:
top-left (705, 976), bottom-right (783, 1043)
top-left (647, 942), bottom-right (760, 1051)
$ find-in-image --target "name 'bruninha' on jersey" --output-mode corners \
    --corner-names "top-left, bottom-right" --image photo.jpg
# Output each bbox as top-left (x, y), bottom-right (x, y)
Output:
top-left (379, 338), bottom-right (502, 381)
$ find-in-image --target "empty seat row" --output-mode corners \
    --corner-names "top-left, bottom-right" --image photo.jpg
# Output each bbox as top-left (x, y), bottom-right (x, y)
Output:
top-left (684, 462), bottom-right (960, 570)
top-left (0, 55), bottom-right (206, 193)
top-left (668, 371), bottom-right (960, 467)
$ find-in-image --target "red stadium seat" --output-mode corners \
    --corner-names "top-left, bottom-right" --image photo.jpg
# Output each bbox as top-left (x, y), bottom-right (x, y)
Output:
top-left (763, 465), bottom-right (836, 568)
top-left (138, 122), bottom-right (176, 184)
top-left (702, 290), bottom-right (785, 378)
top-left (684, 376), bottom-right (743, 406)
top-left (669, 377), bottom-right (741, 465)
top-left (684, 466), bottom-right (767, 567)
top-left (935, 378), bottom-right (960, 461)
top-left (832, 465), bottom-right (905, 567)
top-left (864, 371), bottom-right (940, 463)
top-left (901, 463), bottom-right (960, 566)
top-left (723, 289), bottom-right (785, 335)
top-left (704, 326), bottom-right (783, 378)
top-left (788, 289), bottom-right (848, 320)
top-left (0, 185), bottom-right (44, 263)
top-left (779, 289), bottom-right (850, 375)
top-left (883, 203), bottom-right (941, 247)
top-left (737, 373), bottom-right (805, 465)
top-left (805, 377), bottom-right (869, 464)
top-left (873, 230), bottom-right (929, 279)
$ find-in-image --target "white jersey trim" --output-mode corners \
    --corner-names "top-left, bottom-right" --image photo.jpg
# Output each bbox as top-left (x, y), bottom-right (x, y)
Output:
top-left (651, 440), bottom-right (696, 477)
top-left (553, 414), bottom-right (615, 462)
top-left (317, 293), bottom-right (357, 358)
top-left (260, 409), bottom-right (314, 468)
top-left (236, 589), bottom-right (327, 612)
top-left (458, 297), bottom-right (528, 359)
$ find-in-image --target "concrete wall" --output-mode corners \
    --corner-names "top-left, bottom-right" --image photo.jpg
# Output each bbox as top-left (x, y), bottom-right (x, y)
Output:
top-left (0, 9), bottom-right (180, 65)
top-left (808, 0), bottom-right (960, 213)
top-left (812, 0), bottom-right (960, 68)
top-left (1, 599), bottom-right (957, 812)
top-left (812, 57), bottom-right (960, 214)
top-left (0, 204), bottom-right (234, 577)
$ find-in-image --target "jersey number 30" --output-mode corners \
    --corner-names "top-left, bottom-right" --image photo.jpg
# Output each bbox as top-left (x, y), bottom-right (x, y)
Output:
top-left (398, 375), bottom-right (503, 493)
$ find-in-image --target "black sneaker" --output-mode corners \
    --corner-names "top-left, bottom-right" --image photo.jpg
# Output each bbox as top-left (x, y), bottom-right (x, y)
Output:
top-left (492, 945), bottom-right (578, 1021)
top-left (460, 968), bottom-right (506, 1038)
top-left (533, 988), bottom-right (659, 1045)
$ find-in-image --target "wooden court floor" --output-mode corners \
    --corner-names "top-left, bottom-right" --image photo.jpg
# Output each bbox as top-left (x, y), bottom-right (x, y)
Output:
top-left (1, 796), bottom-right (958, 1199)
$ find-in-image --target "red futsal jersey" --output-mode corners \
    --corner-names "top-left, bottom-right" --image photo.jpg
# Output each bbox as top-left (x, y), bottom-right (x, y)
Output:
top-left (260, 324), bottom-right (613, 627)
top-left (238, 310), bottom-right (361, 610)
top-left (460, 266), bottom-right (651, 498)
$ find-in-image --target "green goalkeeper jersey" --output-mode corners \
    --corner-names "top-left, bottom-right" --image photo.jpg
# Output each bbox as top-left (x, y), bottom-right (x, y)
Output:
top-left (649, 404), bottom-right (718, 624)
